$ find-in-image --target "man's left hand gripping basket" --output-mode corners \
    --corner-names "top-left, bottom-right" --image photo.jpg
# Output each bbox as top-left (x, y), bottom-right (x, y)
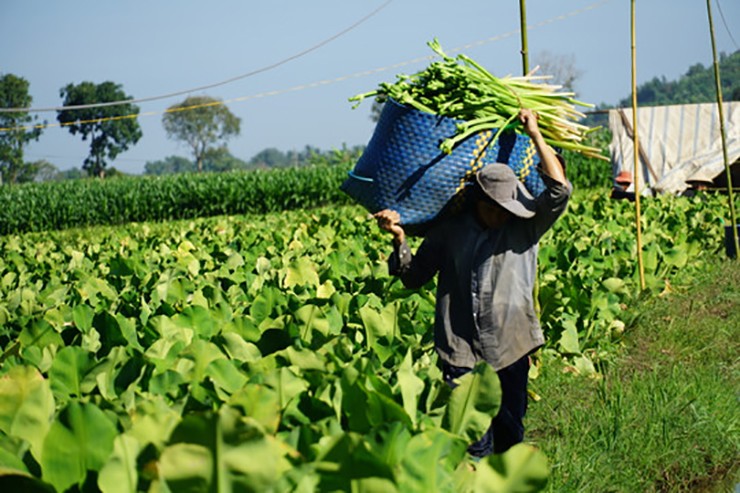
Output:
top-left (341, 98), bottom-right (546, 235)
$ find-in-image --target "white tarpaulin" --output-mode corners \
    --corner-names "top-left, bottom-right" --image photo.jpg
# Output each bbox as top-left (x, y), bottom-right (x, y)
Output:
top-left (609, 102), bottom-right (740, 194)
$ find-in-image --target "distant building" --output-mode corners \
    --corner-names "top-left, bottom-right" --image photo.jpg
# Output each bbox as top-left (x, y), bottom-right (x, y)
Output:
top-left (608, 102), bottom-right (740, 195)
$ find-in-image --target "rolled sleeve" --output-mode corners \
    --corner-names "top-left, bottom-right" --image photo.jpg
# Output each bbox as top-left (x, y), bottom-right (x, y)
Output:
top-left (388, 239), bottom-right (413, 276)
top-left (387, 236), bottom-right (441, 289)
top-left (533, 172), bottom-right (573, 238)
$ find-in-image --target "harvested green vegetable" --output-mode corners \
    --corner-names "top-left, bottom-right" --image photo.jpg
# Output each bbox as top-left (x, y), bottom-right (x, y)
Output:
top-left (350, 38), bottom-right (606, 160)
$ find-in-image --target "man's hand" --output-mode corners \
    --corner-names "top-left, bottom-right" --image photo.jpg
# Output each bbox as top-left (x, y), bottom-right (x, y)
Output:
top-left (518, 108), bottom-right (567, 185)
top-left (518, 108), bottom-right (541, 139)
top-left (373, 209), bottom-right (405, 244)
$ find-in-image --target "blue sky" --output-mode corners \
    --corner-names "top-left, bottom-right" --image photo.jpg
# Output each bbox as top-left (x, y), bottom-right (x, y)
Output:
top-left (2, 0), bottom-right (738, 174)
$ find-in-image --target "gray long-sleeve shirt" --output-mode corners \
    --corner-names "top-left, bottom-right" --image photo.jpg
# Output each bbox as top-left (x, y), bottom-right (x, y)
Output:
top-left (389, 174), bottom-right (572, 371)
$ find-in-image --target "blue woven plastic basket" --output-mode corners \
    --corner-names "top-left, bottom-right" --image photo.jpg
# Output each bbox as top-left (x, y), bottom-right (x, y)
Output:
top-left (341, 98), bottom-right (546, 233)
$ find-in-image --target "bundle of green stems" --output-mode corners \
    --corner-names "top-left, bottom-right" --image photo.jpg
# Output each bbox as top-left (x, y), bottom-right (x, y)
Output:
top-left (350, 39), bottom-right (606, 160)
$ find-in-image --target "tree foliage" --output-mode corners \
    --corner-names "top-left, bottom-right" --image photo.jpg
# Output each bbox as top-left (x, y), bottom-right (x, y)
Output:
top-left (369, 97), bottom-right (387, 124)
top-left (144, 155), bottom-right (195, 176)
top-left (162, 95), bottom-right (241, 172)
top-left (617, 50), bottom-right (740, 107)
top-left (144, 149), bottom-right (249, 175)
top-left (57, 81), bottom-right (142, 178)
top-left (248, 145), bottom-right (323, 169)
top-left (560, 128), bottom-right (612, 189)
top-left (0, 74), bottom-right (44, 185)
top-left (56, 167), bottom-right (86, 181)
top-left (203, 146), bottom-right (248, 172)
top-left (533, 50), bottom-right (583, 93)
top-left (144, 146), bottom-right (360, 176)
top-left (19, 159), bottom-right (58, 183)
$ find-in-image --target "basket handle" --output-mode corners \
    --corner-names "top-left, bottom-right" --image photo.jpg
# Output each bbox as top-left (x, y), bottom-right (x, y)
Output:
top-left (348, 170), bottom-right (374, 183)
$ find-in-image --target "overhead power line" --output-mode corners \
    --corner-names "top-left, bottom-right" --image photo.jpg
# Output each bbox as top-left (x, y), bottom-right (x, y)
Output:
top-left (715, 0), bottom-right (739, 50)
top-left (0, 0), bottom-right (395, 114)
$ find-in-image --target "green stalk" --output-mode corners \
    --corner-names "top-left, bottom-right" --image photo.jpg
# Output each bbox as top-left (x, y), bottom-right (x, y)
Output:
top-left (349, 38), bottom-right (605, 160)
top-left (441, 111), bottom-right (520, 154)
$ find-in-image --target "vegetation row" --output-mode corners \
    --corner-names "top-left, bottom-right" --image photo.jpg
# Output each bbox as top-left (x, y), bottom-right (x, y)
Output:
top-left (1, 133), bottom-right (616, 236)
top-left (0, 153), bottom-right (358, 236)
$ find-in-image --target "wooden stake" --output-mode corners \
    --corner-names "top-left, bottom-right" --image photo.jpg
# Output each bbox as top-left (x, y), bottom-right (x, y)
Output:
top-left (706, 0), bottom-right (739, 258)
top-left (631, 0), bottom-right (646, 290)
top-left (519, 0), bottom-right (529, 75)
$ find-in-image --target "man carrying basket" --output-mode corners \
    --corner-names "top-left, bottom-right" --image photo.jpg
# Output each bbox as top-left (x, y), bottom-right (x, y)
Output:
top-left (374, 108), bottom-right (571, 457)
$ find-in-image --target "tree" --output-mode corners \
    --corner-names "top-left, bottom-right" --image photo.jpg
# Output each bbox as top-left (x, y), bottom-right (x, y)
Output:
top-left (247, 145), bottom-right (322, 169)
top-left (144, 155), bottom-right (195, 175)
top-left (202, 146), bottom-right (247, 172)
top-left (162, 95), bottom-right (241, 173)
top-left (369, 96), bottom-right (387, 123)
top-left (57, 167), bottom-right (85, 180)
top-left (532, 50), bottom-right (582, 93)
top-left (249, 147), bottom-right (287, 168)
top-left (0, 74), bottom-right (44, 185)
top-left (17, 159), bottom-right (58, 183)
top-left (57, 81), bottom-right (142, 178)
top-left (30, 160), bottom-right (60, 182)
top-left (617, 50), bottom-right (740, 107)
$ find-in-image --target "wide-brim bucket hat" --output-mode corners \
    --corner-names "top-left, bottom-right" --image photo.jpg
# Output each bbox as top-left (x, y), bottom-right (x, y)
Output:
top-left (475, 164), bottom-right (536, 218)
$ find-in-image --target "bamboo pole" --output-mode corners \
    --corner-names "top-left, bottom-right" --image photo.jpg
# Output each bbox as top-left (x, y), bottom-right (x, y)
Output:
top-left (706, 0), bottom-right (739, 258)
top-left (631, 0), bottom-right (646, 290)
top-left (519, 0), bottom-right (529, 75)
top-left (519, 0), bottom-right (538, 315)
top-left (519, 0), bottom-right (547, 320)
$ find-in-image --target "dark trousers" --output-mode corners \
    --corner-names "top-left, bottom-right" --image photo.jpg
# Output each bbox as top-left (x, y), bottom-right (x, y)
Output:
top-left (442, 355), bottom-right (530, 457)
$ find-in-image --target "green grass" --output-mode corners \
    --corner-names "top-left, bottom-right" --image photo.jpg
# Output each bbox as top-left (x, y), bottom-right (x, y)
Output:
top-left (527, 257), bottom-right (740, 492)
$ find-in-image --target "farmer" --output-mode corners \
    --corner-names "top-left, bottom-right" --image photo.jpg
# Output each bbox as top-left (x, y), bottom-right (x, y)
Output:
top-left (374, 108), bottom-right (571, 457)
top-left (610, 170), bottom-right (635, 201)
top-left (681, 171), bottom-right (715, 198)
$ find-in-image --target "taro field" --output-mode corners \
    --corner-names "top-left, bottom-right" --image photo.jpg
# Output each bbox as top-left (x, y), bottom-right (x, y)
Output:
top-left (0, 190), bottom-right (729, 492)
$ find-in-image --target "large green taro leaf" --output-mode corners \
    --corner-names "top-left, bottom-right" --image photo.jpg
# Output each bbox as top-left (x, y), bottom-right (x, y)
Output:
top-left (228, 384), bottom-right (281, 435)
top-left (97, 434), bottom-right (140, 493)
top-left (341, 378), bottom-right (412, 433)
top-left (473, 443), bottom-right (550, 493)
top-left (219, 332), bottom-right (262, 363)
top-left (397, 349), bottom-right (425, 428)
top-left (172, 305), bottom-right (218, 340)
top-left (19, 319), bottom-right (63, 352)
top-left (40, 402), bottom-right (118, 492)
top-left (358, 302), bottom-right (399, 363)
top-left (158, 407), bottom-right (293, 493)
top-left (206, 358), bottom-right (249, 400)
top-left (127, 396), bottom-right (182, 449)
top-left (442, 361), bottom-right (501, 443)
top-left (49, 345), bottom-right (95, 402)
top-left (261, 366), bottom-right (309, 411)
top-left (313, 432), bottom-right (396, 492)
top-left (72, 303), bottom-right (95, 332)
top-left (0, 366), bottom-right (54, 460)
top-left (157, 442), bottom-right (212, 493)
top-left (398, 428), bottom-right (468, 493)
top-left (282, 257), bottom-right (320, 289)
